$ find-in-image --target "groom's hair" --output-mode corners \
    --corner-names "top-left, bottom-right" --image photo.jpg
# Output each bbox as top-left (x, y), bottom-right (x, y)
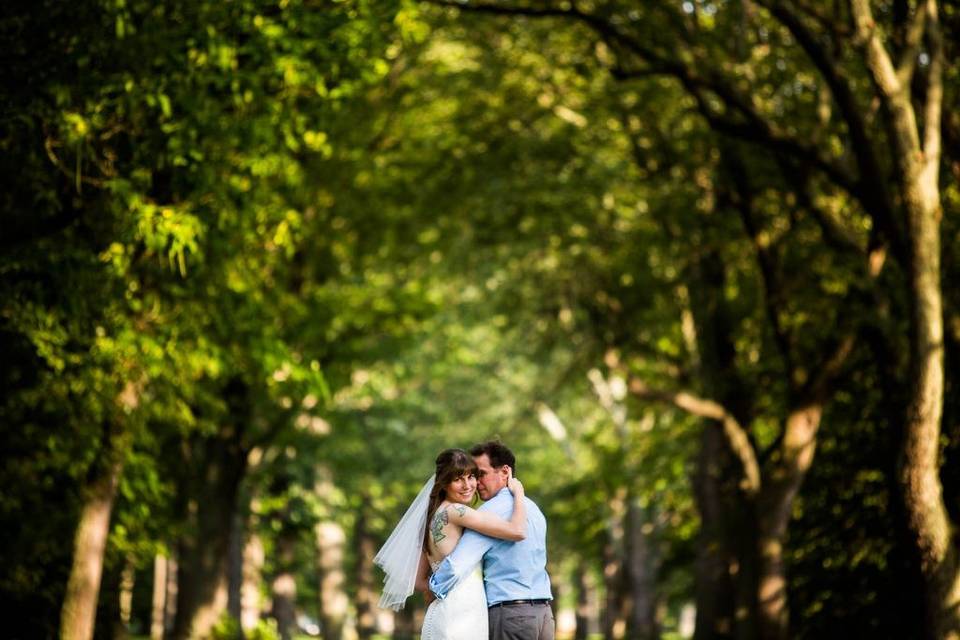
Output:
top-left (470, 440), bottom-right (516, 474)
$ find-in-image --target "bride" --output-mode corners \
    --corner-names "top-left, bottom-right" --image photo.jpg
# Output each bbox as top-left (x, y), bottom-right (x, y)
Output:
top-left (374, 448), bottom-right (526, 639)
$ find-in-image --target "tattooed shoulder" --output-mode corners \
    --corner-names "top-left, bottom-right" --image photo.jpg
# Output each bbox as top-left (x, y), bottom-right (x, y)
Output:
top-left (453, 505), bottom-right (466, 517)
top-left (431, 507), bottom-right (449, 544)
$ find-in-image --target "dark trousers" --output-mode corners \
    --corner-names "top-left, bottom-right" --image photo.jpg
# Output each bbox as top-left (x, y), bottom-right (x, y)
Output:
top-left (488, 602), bottom-right (555, 640)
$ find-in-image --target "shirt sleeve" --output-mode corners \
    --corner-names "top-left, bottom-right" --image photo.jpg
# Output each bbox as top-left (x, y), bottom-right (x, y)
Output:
top-left (427, 528), bottom-right (495, 600)
top-left (428, 494), bottom-right (513, 600)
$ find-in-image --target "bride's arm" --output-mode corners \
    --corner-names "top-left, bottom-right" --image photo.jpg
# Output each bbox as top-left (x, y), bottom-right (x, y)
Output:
top-left (445, 478), bottom-right (526, 541)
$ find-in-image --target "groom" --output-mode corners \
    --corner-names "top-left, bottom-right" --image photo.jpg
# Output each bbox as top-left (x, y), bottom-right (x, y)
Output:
top-left (428, 441), bottom-right (554, 640)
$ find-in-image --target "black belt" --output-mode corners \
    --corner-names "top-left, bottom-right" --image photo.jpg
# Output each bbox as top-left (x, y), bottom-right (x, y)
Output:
top-left (489, 599), bottom-right (551, 608)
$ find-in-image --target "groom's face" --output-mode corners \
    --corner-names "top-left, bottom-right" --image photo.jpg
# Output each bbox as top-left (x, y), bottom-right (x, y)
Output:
top-left (474, 454), bottom-right (508, 501)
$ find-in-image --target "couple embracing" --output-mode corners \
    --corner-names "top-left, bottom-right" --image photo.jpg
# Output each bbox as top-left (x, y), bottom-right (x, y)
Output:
top-left (375, 441), bottom-right (555, 640)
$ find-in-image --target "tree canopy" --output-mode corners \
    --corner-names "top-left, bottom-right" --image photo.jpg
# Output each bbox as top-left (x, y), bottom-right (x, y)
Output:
top-left (2, 1), bottom-right (959, 640)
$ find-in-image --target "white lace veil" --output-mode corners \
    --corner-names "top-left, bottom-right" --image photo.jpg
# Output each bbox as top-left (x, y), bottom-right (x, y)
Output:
top-left (373, 474), bottom-right (435, 611)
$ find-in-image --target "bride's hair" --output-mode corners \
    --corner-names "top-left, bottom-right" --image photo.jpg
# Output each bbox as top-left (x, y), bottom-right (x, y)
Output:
top-left (423, 448), bottom-right (478, 552)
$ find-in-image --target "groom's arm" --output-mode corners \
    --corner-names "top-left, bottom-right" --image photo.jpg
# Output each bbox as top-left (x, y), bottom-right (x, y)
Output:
top-left (427, 528), bottom-right (495, 600)
top-left (428, 493), bottom-right (514, 600)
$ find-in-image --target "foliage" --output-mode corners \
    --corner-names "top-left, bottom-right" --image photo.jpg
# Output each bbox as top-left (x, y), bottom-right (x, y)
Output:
top-left (3, 0), bottom-right (959, 638)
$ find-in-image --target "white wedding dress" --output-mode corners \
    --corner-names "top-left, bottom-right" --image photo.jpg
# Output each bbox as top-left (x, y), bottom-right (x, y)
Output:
top-left (420, 559), bottom-right (488, 640)
top-left (371, 477), bottom-right (489, 638)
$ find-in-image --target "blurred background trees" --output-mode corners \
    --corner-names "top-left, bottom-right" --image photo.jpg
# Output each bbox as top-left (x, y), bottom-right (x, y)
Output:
top-left (2, 1), bottom-right (958, 639)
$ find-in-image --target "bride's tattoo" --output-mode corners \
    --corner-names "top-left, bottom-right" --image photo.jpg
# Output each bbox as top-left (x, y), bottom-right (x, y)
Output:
top-left (454, 505), bottom-right (466, 517)
top-left (431, 508), bottom-right (448, 544)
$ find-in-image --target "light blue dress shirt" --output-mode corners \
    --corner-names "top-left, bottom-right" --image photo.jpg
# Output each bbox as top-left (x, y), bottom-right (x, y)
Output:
top-left (428, 487), bottom-right (553, 606)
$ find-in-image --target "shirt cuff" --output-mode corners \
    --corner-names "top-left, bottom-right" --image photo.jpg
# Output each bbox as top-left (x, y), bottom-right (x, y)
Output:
top-left (428, 575), bottom-right (447, 601)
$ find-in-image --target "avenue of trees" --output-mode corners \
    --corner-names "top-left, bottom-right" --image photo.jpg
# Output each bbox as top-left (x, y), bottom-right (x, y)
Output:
top-left (1, 1), bottom-right (959, 639)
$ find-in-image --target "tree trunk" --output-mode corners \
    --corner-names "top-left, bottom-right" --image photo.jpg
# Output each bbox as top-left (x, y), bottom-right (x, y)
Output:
top-left (164, 555), bottom-right (178, 636)
top-left (170, 441), bottom-right (247, 640)
top-left (116, 559), bottom-right (135, 640)
top-left (60, 384), bottom-right (137, 640)
top-left (171, 507), bottom-right (231, 640)
top-left (754, 510), bottom-right (788, 640)
top-left (270, 574), bottom-right (297, 640)
top-left (731, 509), bottom-right (760, 640)
top-left (228, 507), bottom-right (246, 636)
top-left (271, 527), bottom-right (298, 640)
top-left (848, 0), bottom-right (957, 630)
top-left (241, 532), bottom-right (265, 634)
top-left (753, 402), bottom-right (824, 640)
top-left (625, 498), bottom-right (658, 640)
top-left (354, 503), bottom-right (378, 640)
top-left (687, 249), bottom-right (758, 640)
top-left (316, 521), bottom-right (347, 640)
top-left (60, 450), bottom-right (125, 640)
top-left (96, 555), bottom-right (125, 640)
top-left (899, 109), bottom-right (959, 640)
top-left (573, 561), bottom-right (594, 640)
top-left (602, 490), bottom-right (628, 639)
top-left (586, 374), bottom-right (633, 640)
top-left (693, 424), bottom-right (738, 640)
top-left (171, 379), bottom-right (249, 640)
top-left (151, 555), bottom-right (168, 640)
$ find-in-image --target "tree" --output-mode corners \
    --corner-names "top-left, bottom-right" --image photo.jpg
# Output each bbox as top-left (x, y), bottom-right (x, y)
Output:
top-left (423, 1), bottom-right (950, 636)
top-left (1, 0), bottom-right (402, 637)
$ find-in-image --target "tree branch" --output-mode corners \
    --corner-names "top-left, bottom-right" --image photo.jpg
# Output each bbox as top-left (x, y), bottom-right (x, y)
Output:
top-left (722, 147), bottom-right (797, 382)
top-left (894, 0), bottom-right (928, 86)
top-left (429, 0), bottom-right (861, 198)
top-left (805, 331), bottom-right (858, 404)
top-left (629, 377), bottom-right (761, 494)
top-left (754, 0), bottom-right (906, 264)
top-left (790, 0), bottom-right (853, 37)
top-left (693, 97), bottom-right (858, 196)
top-left (777, 157), bottom-right (866, 257)
top-left (850, 0), bottom-right (904, 99)
top-left (921, 0), bottom-right (943, 169)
